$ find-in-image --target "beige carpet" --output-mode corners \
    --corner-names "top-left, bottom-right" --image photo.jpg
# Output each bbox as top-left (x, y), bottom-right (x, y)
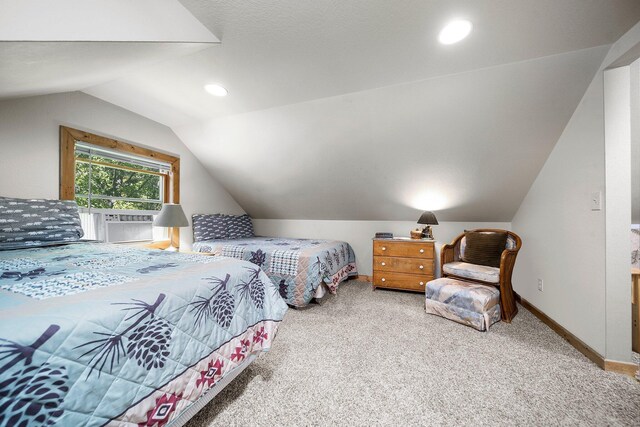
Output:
top-left (186, 281), bottom-right (640, 426)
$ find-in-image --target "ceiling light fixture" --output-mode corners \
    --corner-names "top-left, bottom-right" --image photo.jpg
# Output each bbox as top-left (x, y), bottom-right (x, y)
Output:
top-left (438, 20), bottom-right (472, 45)
top-left (204, 84), bottom-right (228, 97)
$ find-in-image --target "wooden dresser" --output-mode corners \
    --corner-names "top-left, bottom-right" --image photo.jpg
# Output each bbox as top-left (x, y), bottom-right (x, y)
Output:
top-left (372, 238), bottom-right (435, 292)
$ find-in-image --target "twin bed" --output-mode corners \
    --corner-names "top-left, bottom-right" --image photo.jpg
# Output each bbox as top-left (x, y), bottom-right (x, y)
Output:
top-left (193, 237), bottom-right (357, 307)
top-left (0, 200), bottom-right (357, 426)
top-left (191, 214), bottom-right (358, 307)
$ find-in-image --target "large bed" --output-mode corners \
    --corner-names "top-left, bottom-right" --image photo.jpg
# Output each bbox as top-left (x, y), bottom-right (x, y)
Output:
top-left (192, 237), bottom-right (358, 307)
top-left (0, 199), bottom-right (288, 426)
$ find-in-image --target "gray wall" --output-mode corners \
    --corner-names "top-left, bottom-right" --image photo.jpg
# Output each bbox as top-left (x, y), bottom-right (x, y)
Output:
top-left (511, 22), bottom-right (640, 361)
top-left (632, 61), bottom-right (640, 224)
top-left (0, 91), bottom-right (244, 248)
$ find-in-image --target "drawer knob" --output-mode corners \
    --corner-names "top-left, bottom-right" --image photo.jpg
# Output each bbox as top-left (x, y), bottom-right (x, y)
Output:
top-left (419, 265), bottom-right (424, 270)
top-left (420, 281), bottom-right (424, 286)
top-left (419, 249), bottom-right (424, 253)
top-left (381, 278), bottom-right (386, 282)
top-left (382, 246), bottom-right (386, 251)
top-left (381, 262), bottom-right (386, 266)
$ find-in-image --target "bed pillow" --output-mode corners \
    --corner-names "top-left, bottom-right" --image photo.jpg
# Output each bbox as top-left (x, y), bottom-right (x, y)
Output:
top-left (461, 231), bottom-right (508, 268)
top-left (0, 197), bottom-right (84, 250)
top-left (192, 214), bottom-right (229, 241)
top-left (228, 214), bottom-right (254, 239)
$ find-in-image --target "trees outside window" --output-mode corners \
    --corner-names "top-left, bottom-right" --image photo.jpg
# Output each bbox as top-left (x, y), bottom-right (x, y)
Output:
top-left (74, 152), bottom-right (164, 211)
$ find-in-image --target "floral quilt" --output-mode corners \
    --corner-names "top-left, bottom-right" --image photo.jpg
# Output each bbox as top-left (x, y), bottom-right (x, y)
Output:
top-left (192, 237), bottom-right (357, 307)
top-left (0, 243), bottom-right (288, 426)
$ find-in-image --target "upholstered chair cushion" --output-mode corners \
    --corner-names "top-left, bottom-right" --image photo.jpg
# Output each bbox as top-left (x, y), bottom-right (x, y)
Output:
top-left (461, 231), bottom-right (508, 267)
top-left (192, 214), bottom-right (229, 241)
top-left (227, 214), bottom-right (254, 239)
top-left (442, 262), bottom-right (500, 283)
top-left (0, 197), bottom-right (84, 250)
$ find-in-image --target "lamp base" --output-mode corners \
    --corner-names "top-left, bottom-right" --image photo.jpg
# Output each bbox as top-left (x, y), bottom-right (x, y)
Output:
top-left (421, 226), bottom-right (434, 240)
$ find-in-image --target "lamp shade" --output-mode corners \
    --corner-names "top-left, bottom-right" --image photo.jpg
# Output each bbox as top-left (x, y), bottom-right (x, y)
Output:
top-left (417, 211), bottom-right (438, 225)
top-left (154, 203), bottom-right (189, 227)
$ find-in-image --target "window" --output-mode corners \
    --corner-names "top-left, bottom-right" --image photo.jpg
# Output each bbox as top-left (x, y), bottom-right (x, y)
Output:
top-left (74, 142), bottom-right (170, 211)
top-left (60, 126), bottom-right (181, 244)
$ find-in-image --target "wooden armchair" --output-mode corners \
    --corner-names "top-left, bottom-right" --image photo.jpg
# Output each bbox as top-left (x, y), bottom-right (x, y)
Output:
top-left (440, 229), bottom-right (522, 323)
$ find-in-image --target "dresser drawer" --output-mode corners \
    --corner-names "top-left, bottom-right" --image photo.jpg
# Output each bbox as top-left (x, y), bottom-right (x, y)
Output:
top-left (373, 240), bottom-right (433, 258)
top-left (373, 272), bottom-right (433, 292)
top-left (374, 255), bottom-right (434, 275)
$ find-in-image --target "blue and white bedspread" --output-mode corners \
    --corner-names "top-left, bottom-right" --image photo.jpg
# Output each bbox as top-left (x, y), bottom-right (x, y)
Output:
top-left (0, 243), bottom-right (288, 426)
top-left (192, 237), bottom-right (357, 307)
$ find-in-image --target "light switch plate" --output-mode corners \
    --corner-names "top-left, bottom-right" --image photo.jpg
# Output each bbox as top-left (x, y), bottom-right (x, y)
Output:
top-left (590, 191), bottom-right (602, 211)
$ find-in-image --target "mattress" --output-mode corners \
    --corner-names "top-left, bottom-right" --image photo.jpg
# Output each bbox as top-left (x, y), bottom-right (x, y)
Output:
top-left (192, 237), bottom-right (357, 307)
top-left (0, 242), bottom-right (288, 426)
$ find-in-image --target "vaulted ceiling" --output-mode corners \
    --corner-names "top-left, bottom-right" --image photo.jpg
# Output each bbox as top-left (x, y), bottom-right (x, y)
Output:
top-left (85, 0), bottom-right (640, 126)
top-left (2, 1), bottom-right (640, 221)
top-left (173, 45), bottom-right (609, 221)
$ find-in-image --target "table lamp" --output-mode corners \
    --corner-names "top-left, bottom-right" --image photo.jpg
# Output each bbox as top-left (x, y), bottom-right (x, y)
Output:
top-left (153, 203), bottom-right (189, 251)
top-left (417, 211), bottom-right (438, 239)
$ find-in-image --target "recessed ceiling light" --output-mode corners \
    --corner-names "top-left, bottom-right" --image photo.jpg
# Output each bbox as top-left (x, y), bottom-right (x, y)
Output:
top-left (204, 84), bottom-right (228, 97)
top-left (438, 20), bottom-right (472, 45)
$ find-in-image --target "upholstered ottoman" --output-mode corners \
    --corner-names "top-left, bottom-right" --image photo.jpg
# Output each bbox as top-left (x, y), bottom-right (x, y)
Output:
top-left (425, 277), bottom-right (501, 331)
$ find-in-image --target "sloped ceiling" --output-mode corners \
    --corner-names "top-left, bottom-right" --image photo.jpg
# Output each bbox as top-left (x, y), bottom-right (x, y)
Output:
top-left (0, 0), bottom-right (216, 43)
top-left (2, 1), bottom-right (640, 221)
top-left (174, 45), bottom-right (609, 221)
top-left (0, 42), bottom-right (211, 99)
top-left (84, 0), bottom-right (640, 126)
top-left (0, 0), bottom-right (217, 99)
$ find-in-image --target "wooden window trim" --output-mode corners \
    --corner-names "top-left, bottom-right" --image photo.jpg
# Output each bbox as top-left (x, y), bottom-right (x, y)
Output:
top-left (60, 126), bottom-right (181, 246)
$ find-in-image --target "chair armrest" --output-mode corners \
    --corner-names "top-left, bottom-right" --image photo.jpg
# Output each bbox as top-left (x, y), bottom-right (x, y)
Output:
top-left (440, 232), bottom-right (467, 272)
top-left (499, 249), bottom-right (519, 278)
top-left (498, 248), bottom-right (520, 322)
top-left (440, 243), bottom-right (455, 270)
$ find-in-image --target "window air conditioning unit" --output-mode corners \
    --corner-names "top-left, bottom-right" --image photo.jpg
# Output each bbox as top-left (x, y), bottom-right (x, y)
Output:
top-left (104, 213), bottom-right (154, 243)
